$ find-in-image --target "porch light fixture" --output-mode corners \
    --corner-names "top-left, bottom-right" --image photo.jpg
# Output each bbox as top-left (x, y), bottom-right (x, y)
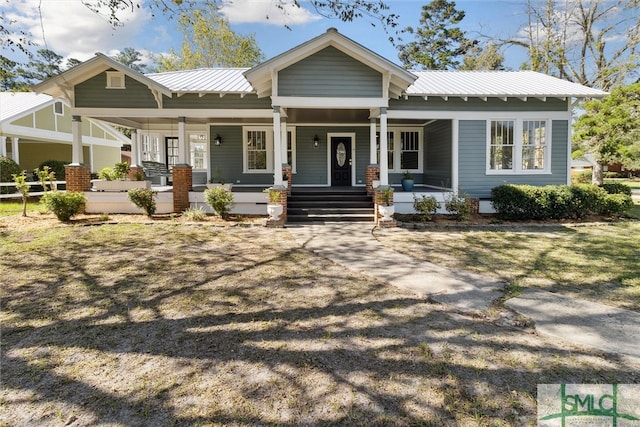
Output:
top-left (313, 135), bottom-right (320, 148)
top-left (214, 134), bottom-right (222, 146)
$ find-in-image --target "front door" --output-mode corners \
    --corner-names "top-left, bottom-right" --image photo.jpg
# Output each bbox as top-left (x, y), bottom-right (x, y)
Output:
top-left (331, 137), bottom-right (352, 186)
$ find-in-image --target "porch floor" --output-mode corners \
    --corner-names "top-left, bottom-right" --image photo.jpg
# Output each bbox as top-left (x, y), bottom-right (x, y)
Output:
top-left (187, 185), bottom-right (451, 193)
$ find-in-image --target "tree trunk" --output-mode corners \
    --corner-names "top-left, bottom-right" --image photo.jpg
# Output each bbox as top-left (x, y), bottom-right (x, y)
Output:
top-left (592, 161), bottom-right (604, 185)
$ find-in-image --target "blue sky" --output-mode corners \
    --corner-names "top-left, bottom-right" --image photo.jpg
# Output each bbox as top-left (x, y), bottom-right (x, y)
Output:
top-left (2, 0), bottom-right (529, 70)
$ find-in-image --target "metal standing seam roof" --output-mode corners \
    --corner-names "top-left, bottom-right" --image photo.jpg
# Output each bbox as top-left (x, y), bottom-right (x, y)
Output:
top-left (146, 68), bottom-right (253, 93)
top-left (144, 68), bottom-right (606, 98)
top-left (0, 92), bottom-right (56, 123)
top-left (407, 70), bottom-right (608, 98)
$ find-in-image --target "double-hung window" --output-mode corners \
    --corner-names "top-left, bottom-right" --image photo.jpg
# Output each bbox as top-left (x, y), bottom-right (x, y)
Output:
top-left (489, 120), bottom-right (514, 171)
top-left (521, 120), bottom-right (547, 171)
top-left (377, 128), bottom-right (423, 173)
top-left (286, 128), bottom-right (296, 173)
top-left (487, 119), bottom-right (550, 174)
top-left (376, 131), bottom-right (394, 170)
top-left (243, 127), bottom-right (272, 173)
top-left (141, 134), bottom-right (161, 162)
top-left (189, 133), bottom-right (208, 170)
top-left (400, 130), bottom-right (420, 170)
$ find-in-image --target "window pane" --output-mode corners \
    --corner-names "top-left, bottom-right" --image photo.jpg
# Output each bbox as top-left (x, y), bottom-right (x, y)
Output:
top-left (400, 131), bottom-right (419, 170)
top-left (522, 120), bottom-right (546, 170)
top-left (190, 137), bottom-right (207, 170)
top-left (489, 121), bottom-right (514, 170)
top-left (490, 145), bottom-right (513, 170)
top-left (287, 131), bottom-right (293, 166)
top-left (375, 132), bottom-right (394, 169)
top-left (247, 130), bottom-right (267, 170)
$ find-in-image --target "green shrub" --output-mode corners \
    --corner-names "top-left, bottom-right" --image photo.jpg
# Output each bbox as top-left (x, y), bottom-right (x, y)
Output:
top-left (40, 191), bottom-right (86, 222)
top-left (37, 160), bottom-right (68, 180)
top-left (204, 187), bottom-right (234, 218)
top-left (568, 184), bottom-right (607, 219)
top-left (413, 195), bottom-right (439, 221)
top-left (492, 184), bottom-right (614, 220)
top-left (128, 188), bottom-right (157, 217)
top-left (1, 156), bottom-right (23, 193)
top-left (444, 192), bottom-right (472, 221)
top-left (99, 162), bottom-right (130, 181)
top-left (98, 167), bottom-right (115, 181)
top-left (600, 182), bottom-right (632, 196)
top-left (600, 194), bottom-right (634, 216)
top-left (113, 162), bottom-right (130, 180)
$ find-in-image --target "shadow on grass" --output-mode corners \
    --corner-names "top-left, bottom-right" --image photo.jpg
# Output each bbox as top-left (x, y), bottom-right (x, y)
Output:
top-left (2, 224), bottom-right (639, 426)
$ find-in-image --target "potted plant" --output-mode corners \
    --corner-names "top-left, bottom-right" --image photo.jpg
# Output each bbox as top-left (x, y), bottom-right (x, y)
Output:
top-left (93, 161), bottom-right (151, 191)
top-left (377, 186), bottom-right (395, 221)
top-left (207, 167), bottom-right (233, 191)
top-left (264, 188), bottom-right (283, 220)
top-left (401, 170), bottom-right (414, 191)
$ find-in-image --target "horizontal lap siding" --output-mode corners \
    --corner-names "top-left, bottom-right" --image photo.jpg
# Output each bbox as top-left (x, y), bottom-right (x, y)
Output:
top-left (209, 125), bottom-right (271, 186)
top-left (425, 120), bottom-right (452, 187)
top-left (296, 127), bottom-right (329, 185)
top-left (278, 47), bottom-right (382, 98)
top-left (75, 73), bottom-right (158, 108)
top-left (458, 120), bottom-right (569, 198)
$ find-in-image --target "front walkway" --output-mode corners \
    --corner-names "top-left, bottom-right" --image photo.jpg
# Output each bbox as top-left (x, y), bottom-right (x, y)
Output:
top-left (287, 222), bottom-right (640, 361)
top-left (287, 222), bottom-right (503, 312)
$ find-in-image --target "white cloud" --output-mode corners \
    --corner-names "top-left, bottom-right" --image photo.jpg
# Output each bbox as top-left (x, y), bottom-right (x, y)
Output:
top-left (220, 0), bottom-right (321, 26)
top-left (2, 0), bottom-right (153, 61)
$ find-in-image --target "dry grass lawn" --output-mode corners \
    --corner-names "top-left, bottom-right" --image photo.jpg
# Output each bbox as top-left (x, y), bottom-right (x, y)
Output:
top-left (1, 213), bottom-right (639, 426)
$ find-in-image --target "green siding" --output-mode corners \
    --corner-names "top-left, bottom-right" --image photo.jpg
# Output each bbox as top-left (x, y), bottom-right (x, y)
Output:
top-left (279, 46), bottom-right (383, 98)
top-left (75, 72), bottom-right (158, 108)
top-left (295, 127), bottom-right (329, 185)
top-left (424, 120), bottom-right (452, 187)
top-left (390, 96), bottom-right (568, 112)
top-left (164, 93), bottom-right (271, 109)
top-left (209, 125), bottom-right (272, 186)
top-left (458, 120), bottom-right (569, 198)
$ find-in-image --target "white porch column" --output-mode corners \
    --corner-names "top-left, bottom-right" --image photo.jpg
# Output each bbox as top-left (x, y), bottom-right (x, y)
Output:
top-left (273, 106), bottom-right (283, 186)
top-left (370, 118), bottom-right (377, 164)
top-left (177, 116), bottom-right (188, 164)
top-left (379, 108), bottom-right (389, 186)
top-left (280, 117), bottom-right (288, 165)
top-left (11, 137), bottom-right (19, 164)
top-left (71, 115), bottom-right (84, 165)
top-left (130, 129), bottom-right (140, 167)
top-left (0, 136), bottom-right (7, 157)
top-left (451, 119), bottom-right (459, 193)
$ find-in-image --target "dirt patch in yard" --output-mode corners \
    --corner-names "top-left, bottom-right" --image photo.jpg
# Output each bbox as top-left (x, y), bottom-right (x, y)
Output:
top-left (1, 217), bottom-right (639, 426)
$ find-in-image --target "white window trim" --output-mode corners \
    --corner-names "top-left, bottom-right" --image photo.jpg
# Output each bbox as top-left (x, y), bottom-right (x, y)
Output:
top-left (486, 118), bottom-right (552, 175)
top-left (188, 132), bottom-right (209, 171)
top-left (53, 101), bottom-right (64, 116)
top-left (106, 71), bottom-right (126, 89)
top-left (287, 127), bottom-right (297, 174)
top-left (243, 126), bottom-right (273, 174)
top-left (377, 127), bottom-right (424, 173)
top-left (140, 132), bottom-right (162, 163)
